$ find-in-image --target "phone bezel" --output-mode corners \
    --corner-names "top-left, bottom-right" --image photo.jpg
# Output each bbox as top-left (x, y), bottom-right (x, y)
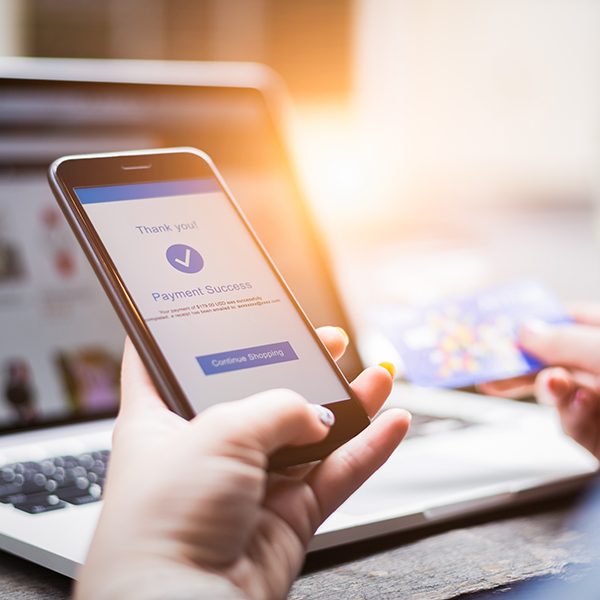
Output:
top-left (48, 147), bottom-right (370, 468)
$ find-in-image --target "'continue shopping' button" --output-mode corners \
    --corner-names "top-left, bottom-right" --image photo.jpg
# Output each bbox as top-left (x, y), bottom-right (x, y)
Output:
top-left (196, 341), bottom-right (299, 375)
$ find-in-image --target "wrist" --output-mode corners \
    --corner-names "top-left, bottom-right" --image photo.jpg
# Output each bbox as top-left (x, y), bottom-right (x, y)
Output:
top-left (76, 558), bottom-right (247, 600)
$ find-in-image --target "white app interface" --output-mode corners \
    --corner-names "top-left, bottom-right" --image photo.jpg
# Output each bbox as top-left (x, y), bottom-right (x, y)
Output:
top-left (77, 178), bottom-right (349, 411)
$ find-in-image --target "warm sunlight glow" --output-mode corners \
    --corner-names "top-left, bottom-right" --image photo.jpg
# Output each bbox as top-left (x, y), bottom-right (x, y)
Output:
top-left (289, 104), bottom-right (378, 227)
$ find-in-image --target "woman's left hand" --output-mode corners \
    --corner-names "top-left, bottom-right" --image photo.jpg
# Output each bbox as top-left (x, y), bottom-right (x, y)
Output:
top-left (479, 304), bottom-right (600, 460)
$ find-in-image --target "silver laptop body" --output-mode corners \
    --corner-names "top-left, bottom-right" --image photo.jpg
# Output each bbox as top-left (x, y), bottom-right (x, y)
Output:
top-left (0, 58), bottom-right (595, 578)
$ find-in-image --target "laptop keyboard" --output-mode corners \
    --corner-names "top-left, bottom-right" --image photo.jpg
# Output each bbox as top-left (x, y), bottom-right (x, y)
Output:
top-left (0, 414), bottom-right (475, 515)
top-left (0, 449), bottom-right (109, 514)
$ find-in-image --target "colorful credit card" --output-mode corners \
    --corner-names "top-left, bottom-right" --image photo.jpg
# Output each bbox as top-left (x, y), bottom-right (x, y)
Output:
top-left (375, 281), bottom-right (570, 388)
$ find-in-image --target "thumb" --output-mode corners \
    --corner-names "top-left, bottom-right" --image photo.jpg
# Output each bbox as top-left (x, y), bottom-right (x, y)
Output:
top-left (191, 390), bottom-right (335, 459)
top-left (119, 337), bottom-right (167, 419)
top-left (535, 367), bottom-right (576, 409)
top-left (519, 321), bottom-right (600, 374)
top-left (570, 302), bottom-right (600, 327)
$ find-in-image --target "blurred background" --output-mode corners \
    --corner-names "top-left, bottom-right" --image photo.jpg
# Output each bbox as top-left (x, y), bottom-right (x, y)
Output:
top-left (2, 0), bottom-right (600, 343)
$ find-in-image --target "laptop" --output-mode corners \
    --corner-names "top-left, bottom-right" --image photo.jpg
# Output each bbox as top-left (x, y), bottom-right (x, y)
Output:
top-left (0, 57), bottom-right (595, 578)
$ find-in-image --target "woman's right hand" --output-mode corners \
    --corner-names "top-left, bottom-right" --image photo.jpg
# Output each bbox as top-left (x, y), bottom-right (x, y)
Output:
top-left (76, 328), bottom-right (409, 600)
top-left (480, 303), bottom-right (600, 460)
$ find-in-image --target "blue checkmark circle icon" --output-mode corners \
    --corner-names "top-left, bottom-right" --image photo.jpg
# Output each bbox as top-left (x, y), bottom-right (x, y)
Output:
top-left (166, 244), bottom-right (204, 274)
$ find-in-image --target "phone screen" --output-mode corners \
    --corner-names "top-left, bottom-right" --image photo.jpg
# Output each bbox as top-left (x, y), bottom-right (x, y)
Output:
top-left (75, 177), bottom-right (350, 412)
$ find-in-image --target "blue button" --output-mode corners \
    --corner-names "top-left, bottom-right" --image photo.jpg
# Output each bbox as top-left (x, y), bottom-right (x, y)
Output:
top-left (197, 342), bottom-right (299, 375)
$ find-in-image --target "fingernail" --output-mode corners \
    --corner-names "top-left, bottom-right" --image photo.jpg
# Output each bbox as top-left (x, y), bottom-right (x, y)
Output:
top-left (336, 327), bottom-right (350, 346)
top-left (573, 388), bottom-right (589, 411)
top-left (521, 319), bottom-right (550, 338)
top-left (548, 375), bottom-right (569, 396)
top-left (379, 361), bottom-right (397, 379)
top-left (311, 404), bottom-right (335, 427)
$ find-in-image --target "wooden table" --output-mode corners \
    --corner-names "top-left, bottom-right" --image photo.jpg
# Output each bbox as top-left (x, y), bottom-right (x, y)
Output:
top-left (293, 495), bottom-right (593, 599)
top-left (0, 494), bottom-right (591, 600)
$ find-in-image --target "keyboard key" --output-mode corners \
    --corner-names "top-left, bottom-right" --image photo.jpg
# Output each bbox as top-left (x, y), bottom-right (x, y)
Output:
top-left (0, 468), bottom-right (15, 483)
top-left (78, 454), bottom-right (94, 469)
top-left (13, 493), bottom-right (66, 514)
top-left (75, 476), bottom-right (89, 490)
top-left (1, 492), bottom-right (28, 505)
top-left (20, 471), bottom-right (51, 495)
top-left (69, 466), bottom-right (87, 479)
top-left (33, 473), bottom-right (47, 487)
top-left (58, 456), bottom-right (79, 469)
top-left (40, 460), bottom-right (56, 477)
top-left (57, 483), bottom-right (102, 506)
top-left (0, 449), bottom-right (110, 513)
top-left (90, 460), bottom-right (106, 475)
top-left (0, 478), bottom-right (26, 500)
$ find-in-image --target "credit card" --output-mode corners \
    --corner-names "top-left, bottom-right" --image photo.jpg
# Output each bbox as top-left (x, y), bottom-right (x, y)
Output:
top-left (375, 281), bottom-right (570, 388)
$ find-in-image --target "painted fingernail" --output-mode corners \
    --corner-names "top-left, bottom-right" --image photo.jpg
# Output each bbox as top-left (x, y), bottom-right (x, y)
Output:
top-left (336, 327), bottom-right (350, 346)
top-left (311, 405), bottom-right (335, 427)
top-left (379, 361), bottom-right (397, 379)
top-left (573, 388), bottom-right (589, 411)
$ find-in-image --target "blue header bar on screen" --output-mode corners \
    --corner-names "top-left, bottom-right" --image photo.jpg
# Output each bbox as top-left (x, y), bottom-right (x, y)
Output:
top-left (75, 179), bottom-right (219, 204)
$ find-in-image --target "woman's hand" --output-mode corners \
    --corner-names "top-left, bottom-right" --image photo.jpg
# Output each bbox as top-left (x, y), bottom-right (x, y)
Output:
top-left (76, 327), bottom-right (410, 600)
top-left (480, 303), bottom-right (600, 460)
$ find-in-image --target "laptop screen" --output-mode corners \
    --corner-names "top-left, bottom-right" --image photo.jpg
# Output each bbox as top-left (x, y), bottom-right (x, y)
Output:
top-left (0, 76), bottom-right (362, 433)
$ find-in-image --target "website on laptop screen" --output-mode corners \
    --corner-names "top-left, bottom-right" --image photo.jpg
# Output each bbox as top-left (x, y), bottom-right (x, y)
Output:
top-left (0, 173), bottom-right (124, 429)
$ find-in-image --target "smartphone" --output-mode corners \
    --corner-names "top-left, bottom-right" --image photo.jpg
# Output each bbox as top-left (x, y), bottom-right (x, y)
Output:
top-left (48, 147), bottom-right (369, 468)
